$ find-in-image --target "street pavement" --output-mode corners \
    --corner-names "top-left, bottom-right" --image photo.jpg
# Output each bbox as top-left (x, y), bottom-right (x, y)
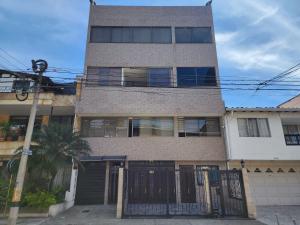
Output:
top-left (0, 205), bottom-right (267, 225)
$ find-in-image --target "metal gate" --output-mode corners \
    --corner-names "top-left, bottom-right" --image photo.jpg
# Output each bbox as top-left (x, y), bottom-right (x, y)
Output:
top-left (122, 167), bottom-right (247, 217)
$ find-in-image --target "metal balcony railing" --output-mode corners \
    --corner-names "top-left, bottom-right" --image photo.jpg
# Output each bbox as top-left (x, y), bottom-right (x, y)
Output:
top-left (284, 134), bottom-right (300, 145)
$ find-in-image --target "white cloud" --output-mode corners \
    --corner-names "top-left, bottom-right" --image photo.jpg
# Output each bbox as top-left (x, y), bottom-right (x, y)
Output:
top-left (215, 32), bottom-right (237, 44)
top-left (215, 0), bottom-right (300, 74)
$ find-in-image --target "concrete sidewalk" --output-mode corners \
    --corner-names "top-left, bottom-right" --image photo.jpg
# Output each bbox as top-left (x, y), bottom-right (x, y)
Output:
top-left (257, 206), bottom-right (300, 225)
top-left (0, 205), bottom-right (266, 225)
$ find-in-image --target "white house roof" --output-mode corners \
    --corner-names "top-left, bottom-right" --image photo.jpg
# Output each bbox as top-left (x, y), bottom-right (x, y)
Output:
top-left (225, 107), bottom-right (300, 113)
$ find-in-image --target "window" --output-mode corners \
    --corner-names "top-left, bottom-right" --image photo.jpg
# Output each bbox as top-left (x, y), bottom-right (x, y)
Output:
top-left (87, 67), bottom-right (171, 87)
top-left (283, 124), bottom-right (300, 145)
top-left (124, 68), bottom-right (171, 87)
top-left (86, 67), bottom-right (122, 87)
top-left (132, 118), bottom-right (174, 137)
top-left (81, 118), bottom-right (128, 137)
top-left (90, 26), bottom-right (172, 43)
top-left (237, 118), bottom-right (271, 137)
top-left (9, 116), bottom-right (42, 140)
top-left (177, 67), bottom-right (217, 87)
top-left (123, 68), bottom-right (148, 87)
top-left (50, 116), bottom-right (74, 127)
top-left (175, 27), bottom-right (212, 43)
top-left (178, 117), bottom-right (220, 137)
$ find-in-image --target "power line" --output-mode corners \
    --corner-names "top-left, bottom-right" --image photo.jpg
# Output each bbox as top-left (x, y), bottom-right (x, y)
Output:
top-left (0, 53), bottom-right (24, 71)
top-left (256, 62), bottom-right (300, 90)
top-left (0, 47), bottom-right (29, 70)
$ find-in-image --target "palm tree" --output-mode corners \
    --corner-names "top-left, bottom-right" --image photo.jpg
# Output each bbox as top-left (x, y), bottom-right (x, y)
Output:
top-left (8, 123), bottom-right (91, 191)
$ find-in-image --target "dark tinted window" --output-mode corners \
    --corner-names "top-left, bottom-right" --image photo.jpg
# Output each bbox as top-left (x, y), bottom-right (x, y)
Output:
top-left (90, 27), bottom-right (111, 43)
top-left (175, 27), bottom-right (212, 43)
top-left (177, 67), bottom-right (216, 87)
top-left (152, 27), bottom-right (172, 43)
top-left (90, 26), bottom-right (172, 43)
top-left (133, 27), bottom-right (152, 43)
top-left (148, 68), bottom-right (171, 87)
top-left (86, 67), bottom-right (122, 86)
top-left (175, 28), bottom-right (192, 43)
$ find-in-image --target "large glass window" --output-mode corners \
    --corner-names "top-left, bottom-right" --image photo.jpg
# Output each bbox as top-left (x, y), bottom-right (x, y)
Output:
top-left (175, 27), bottom-right (212, 43)
top-left (87, 67), bottom-right (171, 87)
top-left (178, 117), bottom-right (220, 137)
top-left (237, 118), bottom-right (271, 137)
top-left (86, 67), bottom-right (122, 87)
top-left (124, 68), bottom-right (171, 87)
top-left (132, 118), bottom-right (174, 137)
top-left (177, 67), bottom-right (216, 87)
top-left (81, 118), bottom-right (128, 137)
top-left (90, 26), bottom-right (172, 43)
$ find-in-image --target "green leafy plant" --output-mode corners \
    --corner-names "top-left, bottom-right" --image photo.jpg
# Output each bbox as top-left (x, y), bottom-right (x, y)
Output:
top-left (9, 123), bottom-right (91, 193)
top-left (0, 121), bottom-right (11, 140)
top-left (0, 176), bottom-right (13, 211)
top-left (50, 187), bottom-right (66, 203)
top-left (23, 191), bottom-right (56, 209)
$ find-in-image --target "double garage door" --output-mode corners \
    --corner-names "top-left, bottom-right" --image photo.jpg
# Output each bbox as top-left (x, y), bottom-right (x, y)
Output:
top-left (248, 172), bottom-right (300, 205)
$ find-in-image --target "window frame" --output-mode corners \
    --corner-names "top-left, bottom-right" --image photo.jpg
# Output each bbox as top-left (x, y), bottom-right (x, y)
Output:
top-left (86, 66), bottom-right (172, 88)
top-left (90, 26), bottom-right (172, 44)
top-left (131, 117), bottom-right (174, 137)
top-left (237, 118), bottom-right (271, 137)
top-left (80, 117), bottom-right (129, 138)
top-left (177, 67), bottom-right (217, 87)
top-left (175, 27), bottom-right (213, 44)
top-left (178, 117), bottom-right (221, 137)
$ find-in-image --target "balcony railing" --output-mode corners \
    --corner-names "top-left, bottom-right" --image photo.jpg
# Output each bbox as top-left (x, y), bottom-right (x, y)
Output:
top-left (284, 134), bottom-right (300, 145)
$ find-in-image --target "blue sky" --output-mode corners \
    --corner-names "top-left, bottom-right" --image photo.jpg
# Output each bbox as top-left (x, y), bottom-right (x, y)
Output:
top-left (0, 0), bottom-right (300, 107)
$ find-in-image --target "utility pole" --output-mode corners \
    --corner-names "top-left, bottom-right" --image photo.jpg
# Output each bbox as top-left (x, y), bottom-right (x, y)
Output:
top-left (7, 59), bottom-right (48, 225)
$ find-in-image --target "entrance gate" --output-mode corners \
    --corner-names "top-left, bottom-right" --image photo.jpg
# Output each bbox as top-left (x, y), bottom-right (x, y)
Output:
top-left (122, 167), bottom-right (247, 217)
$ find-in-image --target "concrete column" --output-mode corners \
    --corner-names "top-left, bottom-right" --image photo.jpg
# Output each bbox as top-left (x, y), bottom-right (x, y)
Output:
top-left (116, 167), bottom-right (124, 219)
top-left (194, 165), bottom-right (201, 204)
top-left (175, 162), bottom-right (181, 203)
top-left (65, 167), bottom-right (78, 204)
top-left (104, 161), bottom-right (110, 205)
top-left (241, 168), bottom-right (256, 219)
top-left (73, 115), bottom-right (81, 132)
top-left (204, 171), bottom-right (212, 214)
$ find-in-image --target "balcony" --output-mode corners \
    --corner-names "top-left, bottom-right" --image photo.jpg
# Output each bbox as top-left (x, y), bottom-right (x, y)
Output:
top-left (284, 134), bottom-right (300, 145)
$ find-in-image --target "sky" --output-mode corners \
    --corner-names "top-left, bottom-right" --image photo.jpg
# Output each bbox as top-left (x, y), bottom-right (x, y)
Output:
top-left (0, 0), bottom-right (300, 107)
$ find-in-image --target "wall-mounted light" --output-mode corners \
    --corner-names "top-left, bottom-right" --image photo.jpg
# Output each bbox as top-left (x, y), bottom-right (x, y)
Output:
top-left (240, 159), bottom-right (245, 168)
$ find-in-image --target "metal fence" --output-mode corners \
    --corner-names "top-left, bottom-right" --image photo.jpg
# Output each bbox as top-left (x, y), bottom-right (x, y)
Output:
top-left (122, 167), bottom-right (247, 218)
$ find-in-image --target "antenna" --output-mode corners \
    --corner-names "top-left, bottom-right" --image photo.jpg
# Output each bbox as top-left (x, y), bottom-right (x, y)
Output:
top-left (205, 0), bottom-right (212, 6)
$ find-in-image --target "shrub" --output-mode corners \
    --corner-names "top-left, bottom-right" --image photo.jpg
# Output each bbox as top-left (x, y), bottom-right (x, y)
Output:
top-left (23, 190), bottom-right (56, 209)
top-left (50, 187), bottom-right (66, 203)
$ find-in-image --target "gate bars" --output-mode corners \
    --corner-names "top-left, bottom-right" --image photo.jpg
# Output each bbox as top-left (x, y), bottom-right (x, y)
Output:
top-left (122, 167), bottom-right (247, 218)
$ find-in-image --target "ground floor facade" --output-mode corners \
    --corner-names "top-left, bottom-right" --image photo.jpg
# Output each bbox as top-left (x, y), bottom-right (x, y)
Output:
top-left (74, 159), bottom-right (249, 218)
top-left (228, 160), bottom-right (300, 206)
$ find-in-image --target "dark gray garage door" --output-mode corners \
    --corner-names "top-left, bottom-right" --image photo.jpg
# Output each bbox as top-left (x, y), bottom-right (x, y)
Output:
top-left (75, 161), bottom-right (106, 205)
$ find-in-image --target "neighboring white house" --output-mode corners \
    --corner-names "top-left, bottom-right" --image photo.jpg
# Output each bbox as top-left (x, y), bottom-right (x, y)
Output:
top-left (224, 107), bottom-right (300, 206)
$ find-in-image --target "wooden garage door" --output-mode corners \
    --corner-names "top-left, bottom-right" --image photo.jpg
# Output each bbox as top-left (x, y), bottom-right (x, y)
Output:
top-left (249, 173), bottom-right (300, 205)
top-left (75, 161), bottom-right (106, 205)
